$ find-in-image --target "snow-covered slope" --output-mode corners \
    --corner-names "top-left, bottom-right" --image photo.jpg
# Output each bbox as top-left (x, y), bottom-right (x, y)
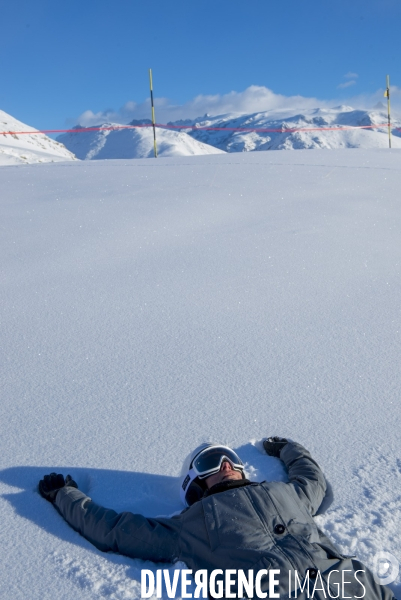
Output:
top-left (0, 109), bottom-right (76, 165)
top-left (1, 150), bottom-right (401, 599)
top-left (172, 105), bottom-right (401, 151)
top-left (57, 121), bottom-right (225, 159)
top-left (58, 106), bottom-right (401, 160)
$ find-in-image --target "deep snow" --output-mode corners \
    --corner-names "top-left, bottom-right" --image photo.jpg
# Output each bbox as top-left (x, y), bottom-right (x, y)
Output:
top-left (1, 149), bottom-right (401, 599)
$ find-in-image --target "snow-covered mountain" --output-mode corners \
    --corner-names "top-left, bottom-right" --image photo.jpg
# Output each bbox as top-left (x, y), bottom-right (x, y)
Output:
top-left (57, 121), bottom-right (225, 160)
top-left (0, 110), bottom-right (76, 165)
top-left (170, 105), bottom-right (401, 152)
top-left (58, 105), bottom-right (401, 160)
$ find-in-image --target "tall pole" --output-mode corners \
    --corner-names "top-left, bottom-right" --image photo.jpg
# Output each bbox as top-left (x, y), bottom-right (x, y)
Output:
top-left (149, 68), bottom-right (158, 158)
top-left (384, 74), bottom-right (391, 149)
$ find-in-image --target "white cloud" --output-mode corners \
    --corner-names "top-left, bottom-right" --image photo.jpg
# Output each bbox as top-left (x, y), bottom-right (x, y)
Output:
top-left (344, 85), bottom-right (401, 111)
top-left (337, 80), bottom-right (357, 89)
top-left (68, 84), bottom-right (401, 127)
top-left (70, 86), bottom-right (334, 126)
top-left (344, 72), bottom-right (358, 79)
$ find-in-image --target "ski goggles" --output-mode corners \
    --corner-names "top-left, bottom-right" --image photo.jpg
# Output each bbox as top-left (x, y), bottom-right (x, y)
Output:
top-left (191, 445), bottom-right (244, 479)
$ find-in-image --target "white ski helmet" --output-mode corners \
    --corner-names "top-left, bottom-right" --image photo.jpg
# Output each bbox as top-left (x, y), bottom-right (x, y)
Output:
top-left (180, 443), bottom-right (245, 507)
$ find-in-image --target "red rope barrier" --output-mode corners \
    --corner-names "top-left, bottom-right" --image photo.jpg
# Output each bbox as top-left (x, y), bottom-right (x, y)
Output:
top-left (0, 123), bottom-right (399, 135)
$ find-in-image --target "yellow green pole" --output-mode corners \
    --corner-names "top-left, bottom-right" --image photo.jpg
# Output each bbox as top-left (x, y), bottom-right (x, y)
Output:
top-left (384, 75), bottom-right (391, 149)
top-left (149, 68), bottom-right (157, 158)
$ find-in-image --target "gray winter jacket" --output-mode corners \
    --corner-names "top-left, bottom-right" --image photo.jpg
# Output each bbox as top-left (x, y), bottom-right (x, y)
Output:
top-left (55, 442), bottom-right (393, 599)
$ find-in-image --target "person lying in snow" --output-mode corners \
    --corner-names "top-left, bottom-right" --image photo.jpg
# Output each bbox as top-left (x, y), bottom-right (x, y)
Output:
top-left (39, 439), bottom-right (395, 600)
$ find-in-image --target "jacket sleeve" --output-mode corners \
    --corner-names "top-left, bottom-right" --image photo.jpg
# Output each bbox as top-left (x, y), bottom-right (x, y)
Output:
top-left (280, 441), bottom-right (327, 515)
top-left (54, 486), bottom-right (181, 562)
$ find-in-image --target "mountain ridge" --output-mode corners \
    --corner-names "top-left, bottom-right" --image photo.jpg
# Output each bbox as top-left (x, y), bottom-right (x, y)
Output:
top-left (164, 106), bottom-right (400, 152)
top-left (0, 109), bottom-right (77, 165)
top-left (57, 122), bottom-right (225, 160)
top-left (58, 105), bottom-right (401, 159)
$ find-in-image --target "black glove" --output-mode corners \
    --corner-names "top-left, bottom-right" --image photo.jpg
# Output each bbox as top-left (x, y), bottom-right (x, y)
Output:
top-left (263, 436), bottom-right (288, 458)
top-left (39, 473), bottom-right (78, 503)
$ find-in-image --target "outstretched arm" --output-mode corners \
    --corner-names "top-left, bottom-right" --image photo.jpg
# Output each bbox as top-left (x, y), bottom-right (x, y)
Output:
top-left (55, 486), bottom-right (180, 561)
top-left (39, 474), bottom-right (180, 562)
top-left (264, 438), bottom-right (327, 515)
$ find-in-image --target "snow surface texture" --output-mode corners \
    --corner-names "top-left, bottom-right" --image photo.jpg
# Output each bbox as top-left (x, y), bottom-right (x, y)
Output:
top-left (0, 109), bottom-right (77, 165)
top-left (57, 123), bottom-right (225, 160)
top-left (58, 105), bottom-right (401, 160)
top-left (1, 150), bottom-right (401, 599)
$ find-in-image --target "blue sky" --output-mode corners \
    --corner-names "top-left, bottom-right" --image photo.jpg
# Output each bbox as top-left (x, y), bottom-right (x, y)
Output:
top-left (1, 0), bottom-right (400, 130)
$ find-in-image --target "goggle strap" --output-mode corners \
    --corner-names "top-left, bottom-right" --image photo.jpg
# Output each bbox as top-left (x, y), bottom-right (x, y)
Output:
top-left (180, 467), bottom-right (198, 506)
